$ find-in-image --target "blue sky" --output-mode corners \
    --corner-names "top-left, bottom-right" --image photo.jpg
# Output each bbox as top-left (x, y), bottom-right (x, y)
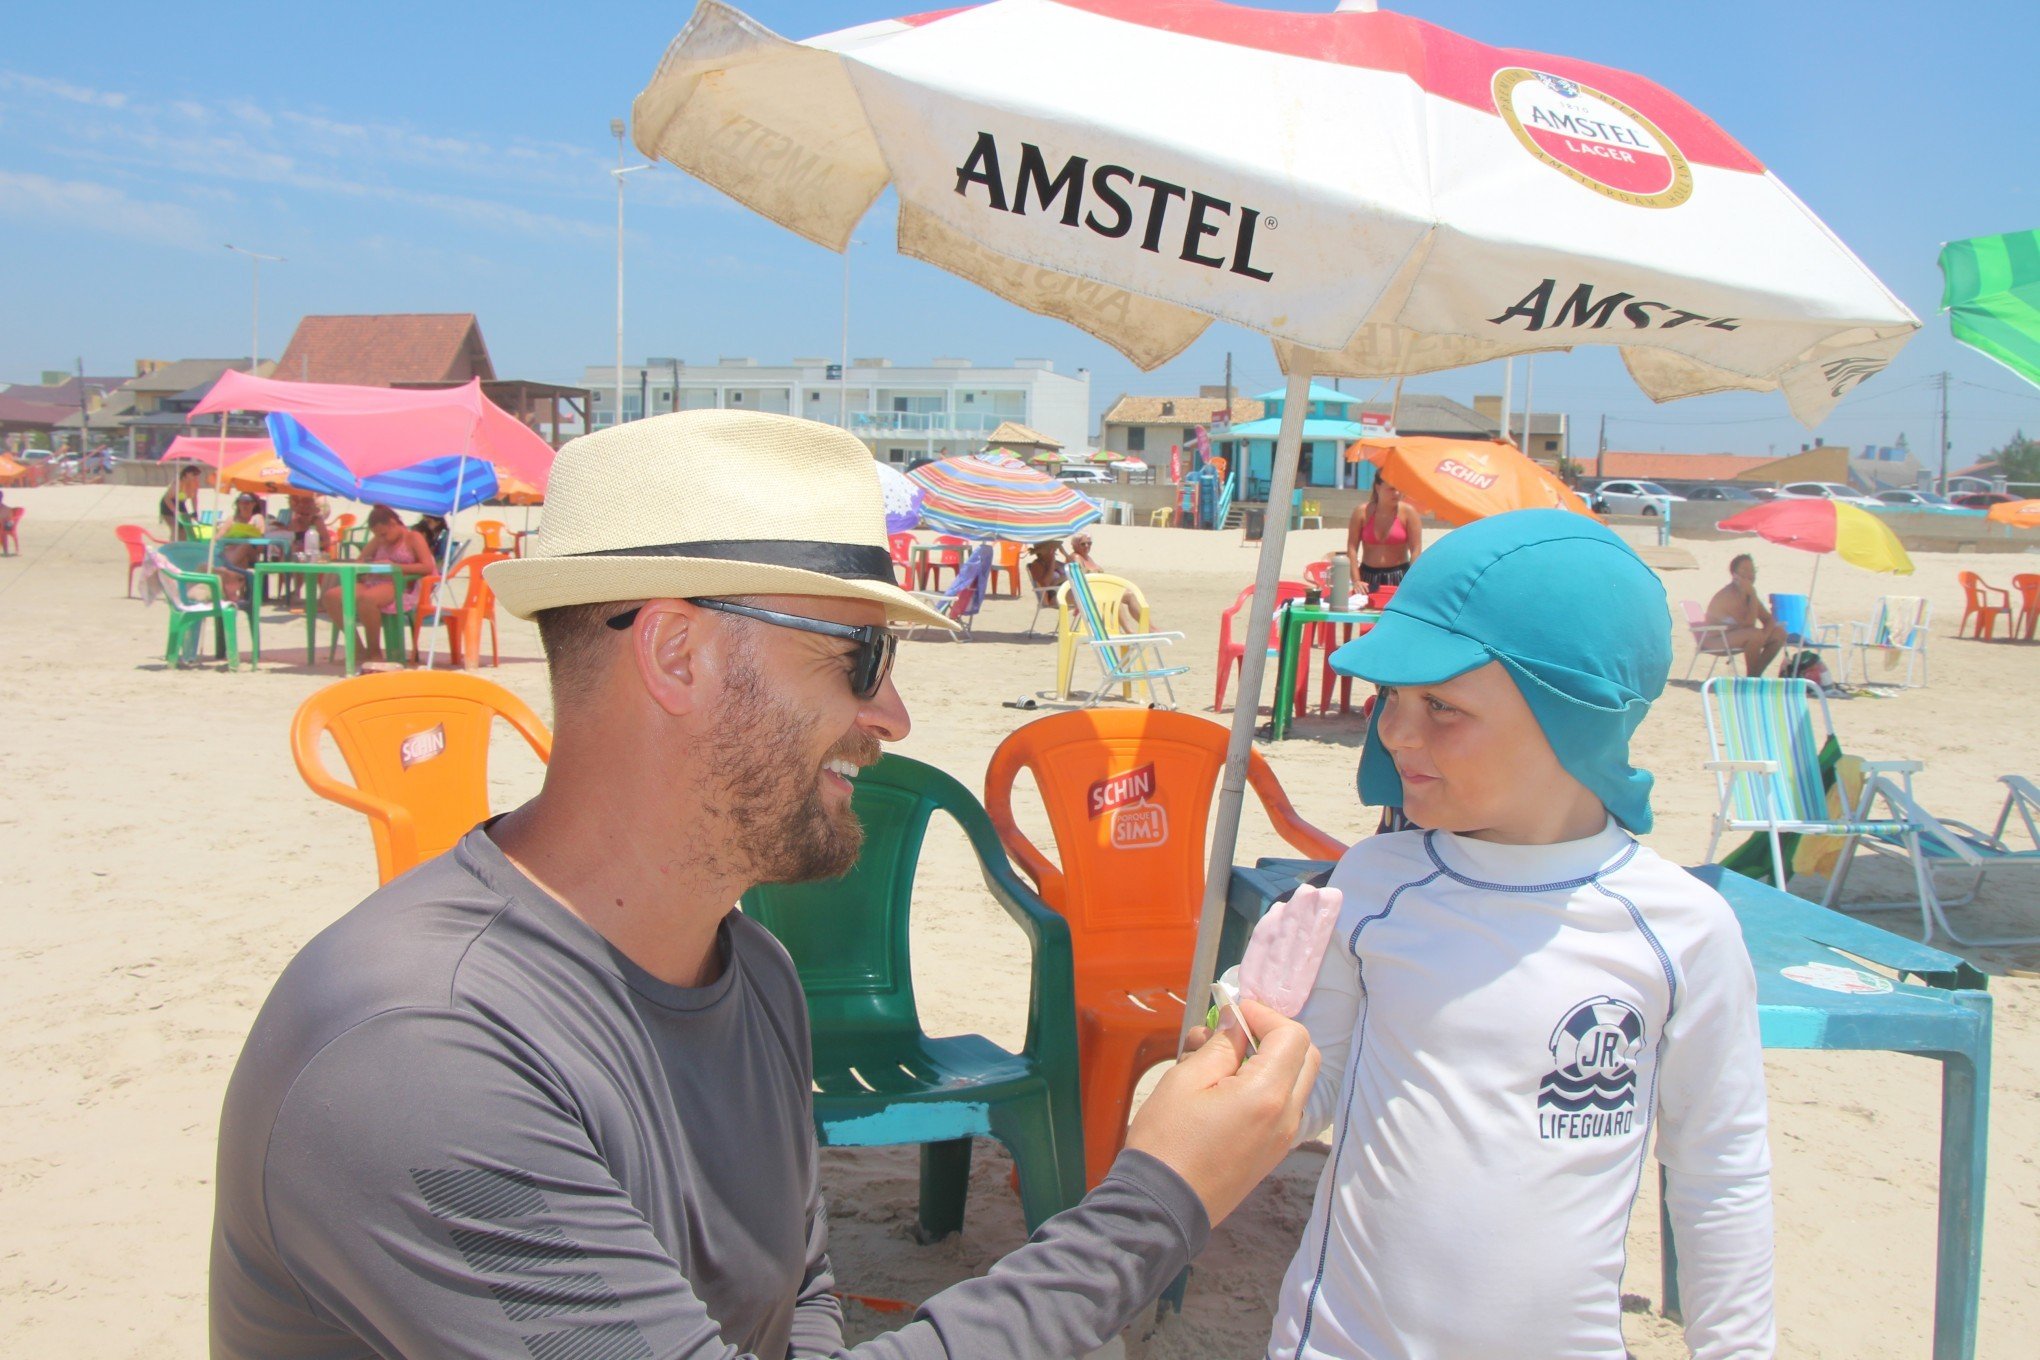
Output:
top-left (3, 0), bottom-right (2036, 463)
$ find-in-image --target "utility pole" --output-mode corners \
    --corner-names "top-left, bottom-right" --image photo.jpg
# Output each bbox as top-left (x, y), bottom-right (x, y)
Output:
top-left (1223, 350), bottom-right (1235, 493)
top-left (1519, 356), bottom-right (1535, 457)
top-left (610, 120), bottom-right (649, 426)
top-left (225, 244), bottom-right (284, 370)
top-left (1499, 356), bottom-right (1513, 445)
top-left (839, 245), bottom-right (852, 428)
top-left (1596, 414), bottom-right (1607, 481)
top-left (1935, 370), bottom-right (1951, 494)
top-left (75, 357), bottom-right (90, 455)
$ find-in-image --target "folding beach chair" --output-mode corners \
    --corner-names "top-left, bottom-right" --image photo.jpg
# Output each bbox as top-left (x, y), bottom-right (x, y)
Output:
top-left (1703, 677), bottom-right (2040, 946)
top-left (1064, 563), bottom-right (1185, 708)
top-left (905, 543), bottom-right (990, 640)
top-left (1843, 595), bottom-right (1931, 689)
top-left (1679, 600), bottom-right (1741, 681)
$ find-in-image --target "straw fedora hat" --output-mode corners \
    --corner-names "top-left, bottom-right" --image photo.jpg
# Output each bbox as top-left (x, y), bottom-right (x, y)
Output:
top-left (486, 409), bottom-right (954, 628)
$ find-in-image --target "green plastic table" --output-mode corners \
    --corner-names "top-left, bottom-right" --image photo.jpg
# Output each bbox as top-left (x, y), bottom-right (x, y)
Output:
top-left (1268, 604), bottom-right (1380, 740)
top-left (1223, 858), bottom-right (1992, 1360)
top-left (246, 561), bottom-right (398, 676)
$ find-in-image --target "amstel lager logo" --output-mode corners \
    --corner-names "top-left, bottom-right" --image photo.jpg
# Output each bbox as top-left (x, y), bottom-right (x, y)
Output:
top-left (1493, 69), bottom-right (1692, 209)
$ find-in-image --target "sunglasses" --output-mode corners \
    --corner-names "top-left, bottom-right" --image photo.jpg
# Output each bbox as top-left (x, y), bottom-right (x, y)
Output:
top-left (607, 599), bottom-right (898, 700)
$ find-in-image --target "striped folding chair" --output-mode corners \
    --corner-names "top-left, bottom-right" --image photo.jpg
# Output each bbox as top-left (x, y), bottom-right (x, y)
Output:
top-left (1064, 563), bottom-right (1186, 709)
top-left (1703, 677), bottom-right (2040, 945)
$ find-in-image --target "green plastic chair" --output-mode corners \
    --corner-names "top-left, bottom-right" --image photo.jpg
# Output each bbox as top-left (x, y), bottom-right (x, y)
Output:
top-left (149, 546), bottom-right (243, 670)
top-left (740, 754), bottom-right (1087, 1239)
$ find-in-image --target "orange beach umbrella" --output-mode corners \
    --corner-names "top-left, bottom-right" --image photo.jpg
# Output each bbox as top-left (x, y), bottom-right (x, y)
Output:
top-left (217, 449), bottom-right (301, 495)
top-left (1986, 499), bottom-right (2040, 529)
top-left (1345, 436), bottom-right (1593, 525)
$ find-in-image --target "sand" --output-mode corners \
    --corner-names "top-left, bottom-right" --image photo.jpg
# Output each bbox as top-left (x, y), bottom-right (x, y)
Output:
top-left (2, 482), bottom-right (2035, 1358)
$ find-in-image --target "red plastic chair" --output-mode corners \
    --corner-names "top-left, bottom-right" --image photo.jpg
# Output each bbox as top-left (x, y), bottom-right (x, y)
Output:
top-left (115, 525), bottom-right (164, 596)
top-left (1, 506), bottom-right (22, 556)
top-left (2013, 573), bottom-right (2040, 641)
top-left (410, 553), bottom-right (507, 669)
top-left (920, 534), bottom-right (968, 590)
top-left (985, 709), bottom-right (1346, 1185)
top-left (1957, 571), bottom-right (2011, 640)
top-left (887, 531), bottom-right (917, 590)
top-left (1212, 581), bottom-right (1311, 713)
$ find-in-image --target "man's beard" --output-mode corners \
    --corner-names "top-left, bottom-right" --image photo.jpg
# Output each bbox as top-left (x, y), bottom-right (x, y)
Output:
top-left (703, 641), bottom-right (875, 885)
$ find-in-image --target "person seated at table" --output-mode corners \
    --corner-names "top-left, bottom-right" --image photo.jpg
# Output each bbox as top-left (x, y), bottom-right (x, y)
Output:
top-left (215, 493), bottom-right (270, 603)
top-left (160, 465), bottom-right (202, 540)
top-left (319, 505), bottom-right (433, 665)
top-left (413, 513), bottom-right (451, 564)
top-left (287, 493), bottom-right (333, 559)
top-left (1705, 553), bottom-right (1787, 677)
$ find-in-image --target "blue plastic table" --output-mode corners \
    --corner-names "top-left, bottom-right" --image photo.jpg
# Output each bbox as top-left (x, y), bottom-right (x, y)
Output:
top-left (1223, 858), bottom-right (1992, 1360)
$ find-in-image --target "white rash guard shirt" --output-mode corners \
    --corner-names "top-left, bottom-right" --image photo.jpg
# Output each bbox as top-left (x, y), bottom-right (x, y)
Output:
top-left (1260, 821), bottom-right (1775, 1360)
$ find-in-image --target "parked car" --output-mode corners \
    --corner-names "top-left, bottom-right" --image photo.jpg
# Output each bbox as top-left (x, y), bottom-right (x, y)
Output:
top-left (1589, 479), bottom-right (1684, 516)
top-left (1054, 466), bottom-right (1115, 485)
top-left (1951, 490), bottom-right (2020, 509)
top-left (1778, 481), bottom-right (1881, 508)
top-left (1874, 489), bottom-right (1957, 509)
top-left (1686, 484), bottom-right (1762, 503)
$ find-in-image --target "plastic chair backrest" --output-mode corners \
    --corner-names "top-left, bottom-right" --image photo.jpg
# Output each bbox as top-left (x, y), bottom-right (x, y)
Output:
top-left (1870, 595), bottom-right (1928, 648)
top-left (986, 710), bottom-right (1342, 963)
top-left (290, 671), bottom-right (553, 884)
top-left (1218, 580), bottom-right (1310, 653)
top-left (740, 753), bottom-right (970, 1038)
top-left (1058, 571), bottom-right (1145, 634)
top-left (1957, 571), bottom-right (1991, 607)
top-left (1704, 677), bottom-right (1830, 823)
top-left (116, 524), bottom-right (157, 566)
top-left (1682, 600), bottom-right (1731, 650)
top-left (1302, 560), bottom-right (1330, 591)
top-left (888, 530), bottom-right (916, 565)
top-left (474, 520), bottom-right (509, 552)
top-left (334, 513), bottom-right (358, 532)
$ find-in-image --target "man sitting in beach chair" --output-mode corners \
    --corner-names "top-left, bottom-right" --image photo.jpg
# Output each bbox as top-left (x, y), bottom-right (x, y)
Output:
top-left (1705, 553), bottom-right (1788, 677)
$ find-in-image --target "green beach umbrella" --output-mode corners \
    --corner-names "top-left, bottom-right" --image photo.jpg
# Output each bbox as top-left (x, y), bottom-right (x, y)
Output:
top-left (1939, 230), bottom-right (2040, 387)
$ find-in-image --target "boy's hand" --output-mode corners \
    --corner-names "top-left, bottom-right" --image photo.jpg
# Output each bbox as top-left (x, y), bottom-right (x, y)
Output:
top-left (1124, 1000), bottom-right (1319, 1224)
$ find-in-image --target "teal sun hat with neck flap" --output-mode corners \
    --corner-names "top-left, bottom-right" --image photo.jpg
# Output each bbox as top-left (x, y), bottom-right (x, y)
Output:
top-left (1328, 508), bottom-right (1673, 832)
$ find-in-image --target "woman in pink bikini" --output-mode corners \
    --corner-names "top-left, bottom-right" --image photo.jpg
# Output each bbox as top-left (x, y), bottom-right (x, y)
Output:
top-left (1344, 476), bottom-right (1423, 593)
top-left (320, 504), bottom-right (433, 665)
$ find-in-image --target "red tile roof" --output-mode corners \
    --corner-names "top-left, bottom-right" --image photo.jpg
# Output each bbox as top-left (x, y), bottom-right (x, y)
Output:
top-left (1595, 451), bottom-right (1778, 482)
top-left (272, 314), bottom-right (495, 387)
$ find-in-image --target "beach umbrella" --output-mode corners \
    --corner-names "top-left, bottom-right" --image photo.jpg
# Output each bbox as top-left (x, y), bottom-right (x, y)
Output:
top-left (873, 460), bottom-right (925, 533)
top-left (494, 472), bottom-right (546, 506)
top-left (1939, 230), bottom-right (2040, 388)
top-left (1112, 458), bottom-right (1148, 472)
top-left (1348, 435), bottom-right (1592, 524)
top-left (267, 414), bottom-right (500, 516)
top-left (1985, 499), bottom-right (2040, 530)
top-left (0, 453), bottom-right (30, 487)
top-left (632, 0), bottom-right (1920, 1036)
top-left (908, 451), bottom-right (1101, 540)
top-left (1716, 498), bottom-right (1913, 604)
top-left (217, 449), bottom-right (301, 495)
top-left (163, 435), bottom-right (274, 468)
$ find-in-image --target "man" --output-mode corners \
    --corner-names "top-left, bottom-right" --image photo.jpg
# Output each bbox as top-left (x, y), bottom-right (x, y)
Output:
top-left (1705, 552), bottom-right (1787, 676)
top-left (211, 411), bottom-right (1319, 1360)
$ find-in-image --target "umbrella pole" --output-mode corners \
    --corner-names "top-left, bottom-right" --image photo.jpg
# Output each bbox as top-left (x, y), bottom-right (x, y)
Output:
top-left (1182, 367), bottom-right (1314, 1049)
top-left (206, 412), bottom-right (227, 575)
top-left (423, 459), bottom-right (468, 670)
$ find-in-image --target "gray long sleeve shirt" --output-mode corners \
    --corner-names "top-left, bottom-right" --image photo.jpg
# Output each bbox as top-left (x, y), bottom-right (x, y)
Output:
top-left (210, 826), bottom-right (1207, 1360)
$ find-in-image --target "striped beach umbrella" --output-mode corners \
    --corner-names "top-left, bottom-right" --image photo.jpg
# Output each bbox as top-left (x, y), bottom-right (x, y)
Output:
top-left (908, 451), bottom-right (1101, 540)
top-left (1940, 230), bottom-right (2040, 389)
top-left (267, 414), bottom-right (499, 515)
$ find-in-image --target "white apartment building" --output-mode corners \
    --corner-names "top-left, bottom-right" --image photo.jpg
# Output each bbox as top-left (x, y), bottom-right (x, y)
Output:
top-left (579, 356), bottom-right (1091, 464)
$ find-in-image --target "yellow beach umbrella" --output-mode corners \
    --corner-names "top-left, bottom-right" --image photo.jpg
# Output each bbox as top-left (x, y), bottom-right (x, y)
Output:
top-left (218, 450), bottom-right (301, 495)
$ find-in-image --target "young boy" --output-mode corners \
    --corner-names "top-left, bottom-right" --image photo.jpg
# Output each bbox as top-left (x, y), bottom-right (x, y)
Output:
top-left (1258, 510), bottom-right (1773, 1359)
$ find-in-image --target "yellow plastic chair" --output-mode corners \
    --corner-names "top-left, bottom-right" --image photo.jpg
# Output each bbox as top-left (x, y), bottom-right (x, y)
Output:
top-left (1148, 507), bottom-right (1174, 528)
top-left (291, 671), bottom-right (552, 884)
top-left (1054, 572), bottom-right (1151, 700)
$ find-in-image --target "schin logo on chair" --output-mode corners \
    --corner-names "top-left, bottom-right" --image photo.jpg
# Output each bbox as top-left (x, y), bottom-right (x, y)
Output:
top-left (399, 724), bottom-right (447, 770)
top-left (1088, 763), bottom-right (1168, 849)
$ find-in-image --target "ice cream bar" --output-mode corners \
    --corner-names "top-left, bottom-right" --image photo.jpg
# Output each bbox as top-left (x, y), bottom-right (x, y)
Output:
top-left (1237, 885), bottom-right (1343, 1017)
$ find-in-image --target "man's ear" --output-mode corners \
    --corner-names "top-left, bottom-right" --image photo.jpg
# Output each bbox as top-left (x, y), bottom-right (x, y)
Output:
top-left (632, 602), bottom-right (701, 719)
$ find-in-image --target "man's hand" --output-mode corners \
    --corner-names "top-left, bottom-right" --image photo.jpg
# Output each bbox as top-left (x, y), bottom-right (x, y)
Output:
top-left (1123, 1001), bottom-right (1319, 1225)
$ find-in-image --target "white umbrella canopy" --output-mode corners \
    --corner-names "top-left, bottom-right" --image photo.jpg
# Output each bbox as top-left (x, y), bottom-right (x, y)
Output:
top-left (635, 0), bottom-right (1917, 422)
top-left (631, 0), bottom-right (1919, 1040)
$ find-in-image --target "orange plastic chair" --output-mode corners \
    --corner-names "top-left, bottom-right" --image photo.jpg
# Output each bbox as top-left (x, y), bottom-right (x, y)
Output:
top-left (888, 530), bottom-right (918, 590)
top-left (1212, 581), bottom-right (1311, 713)
top-left (2012, 573), bottom-right (2039, 641)
top-left (474, 519), bottom-right (510, 554)
top-left (990, 541), bottom-right (1023, 597)
top-left (411, 552), bottom-right (507, 669)
top-left (1956, 571), bottom-right (2011, 640)
top-left (115, 525), bottom-right (165, 597)
top-left (985, 709), bottom-right (1346, 1185)
top-left (1, 506), bottom-right (21, 556)
top-left (291, 670), bottom-right (552, 884)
